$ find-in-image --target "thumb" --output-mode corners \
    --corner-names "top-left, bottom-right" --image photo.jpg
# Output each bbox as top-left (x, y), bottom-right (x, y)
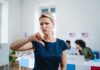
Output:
top-left (35, 39), bottom-right (45, 46)
top-left (40, 41), bottom-right (45, 46)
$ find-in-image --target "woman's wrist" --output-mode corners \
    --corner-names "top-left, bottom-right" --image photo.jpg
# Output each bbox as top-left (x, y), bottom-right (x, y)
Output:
top-left (28, 35), bottom-right (33, 42)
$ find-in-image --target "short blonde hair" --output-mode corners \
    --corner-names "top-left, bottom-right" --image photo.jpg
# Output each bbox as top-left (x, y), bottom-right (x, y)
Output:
top-left (39, 13), bottom-right (54, 23)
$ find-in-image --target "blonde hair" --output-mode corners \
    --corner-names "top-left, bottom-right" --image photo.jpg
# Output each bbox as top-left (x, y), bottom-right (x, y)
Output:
top-left (39, 13), bottom-right (54, 23)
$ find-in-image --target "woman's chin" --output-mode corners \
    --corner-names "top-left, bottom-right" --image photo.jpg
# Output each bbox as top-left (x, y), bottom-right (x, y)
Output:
top-left (43, 32), bottom-right (48, 35)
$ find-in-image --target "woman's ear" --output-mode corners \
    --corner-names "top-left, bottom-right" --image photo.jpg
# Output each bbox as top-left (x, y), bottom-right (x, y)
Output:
top-left (53, 22), bottom-right (55, 26)
top-left (52, 23), bottom-right (55, 28)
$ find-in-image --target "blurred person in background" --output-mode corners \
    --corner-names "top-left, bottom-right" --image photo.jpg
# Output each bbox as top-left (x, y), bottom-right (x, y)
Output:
top-left (66, 40), bottom-right (76, 55)
top-left (75, 39), bottom-right (95, 60)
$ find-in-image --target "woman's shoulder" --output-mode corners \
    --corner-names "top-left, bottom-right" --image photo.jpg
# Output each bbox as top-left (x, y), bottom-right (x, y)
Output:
top-left (84, 47), bottom-right (92, 50)
top-left (56, 38), bottom-right (65, 43)
top-left (57, 38), bottom-right (68, 50)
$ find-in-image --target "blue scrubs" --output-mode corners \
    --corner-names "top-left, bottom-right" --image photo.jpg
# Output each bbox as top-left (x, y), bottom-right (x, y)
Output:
top-left (31, 38), bottom-right (68, 70)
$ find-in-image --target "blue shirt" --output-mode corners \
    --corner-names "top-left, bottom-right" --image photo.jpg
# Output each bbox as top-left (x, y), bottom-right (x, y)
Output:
top-left (66, 47), bottom-right (76, 55)
top-left (31, 38), bottom-right (68, 70)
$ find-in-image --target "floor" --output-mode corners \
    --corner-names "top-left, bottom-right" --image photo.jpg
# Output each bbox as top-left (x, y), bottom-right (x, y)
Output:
top-left (9, 62), bottom-right (32, 70)
top-left (9, 62), bottom-right (19, 70)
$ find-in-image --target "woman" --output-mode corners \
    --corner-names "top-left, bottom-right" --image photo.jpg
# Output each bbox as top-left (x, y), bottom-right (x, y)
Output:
top-left (75, 39), bottom-right (95, 60)
top-left (10, 13), bottom-right (67, 70)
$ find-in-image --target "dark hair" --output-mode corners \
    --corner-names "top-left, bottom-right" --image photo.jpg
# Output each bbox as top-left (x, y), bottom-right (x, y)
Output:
top-left (75, 39), bottom-right (86, 48)
top-left (66, 40), bottom-right (71, 44)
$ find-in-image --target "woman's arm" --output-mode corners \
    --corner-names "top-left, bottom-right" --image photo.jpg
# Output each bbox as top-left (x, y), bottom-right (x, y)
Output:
top-left (10, 36), bottom-right (33, 51)
top-left (10, 33), bottom-right (44, 51)
top-left (60, 50), bottom-right (67, 70)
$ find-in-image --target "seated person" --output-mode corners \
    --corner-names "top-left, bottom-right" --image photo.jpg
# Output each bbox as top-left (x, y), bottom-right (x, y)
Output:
top-left (66, 40), bottom-right (76, 55)
top-left (75, 39), bottom-right (95, 60)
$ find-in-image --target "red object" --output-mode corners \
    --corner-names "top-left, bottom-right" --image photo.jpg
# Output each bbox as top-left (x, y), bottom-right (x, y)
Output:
top-left (91, 66), bottom-right (100, 70)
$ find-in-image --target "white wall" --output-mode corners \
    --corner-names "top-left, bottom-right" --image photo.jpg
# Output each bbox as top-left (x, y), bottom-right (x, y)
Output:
top-left (8, 0), bottom-right (22, 44)
top-left (0, 3), bottom-right (1, 42)
top-left (56, 0), bottom-right (100, 51)
top-left (21, 0), bottom-right (35, 36)
top-left (1, 1), bottom-right (8, 43)
top-left (0, 0), bottom-right (8, 43)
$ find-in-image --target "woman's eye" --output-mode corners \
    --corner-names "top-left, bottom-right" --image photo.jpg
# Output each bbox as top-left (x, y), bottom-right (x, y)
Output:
top-left (40, 23), bottom-right (43, 25)
top-left (40, 22), bottom-right (49, 26)
top-left (45, 22), bottom-right (49, 25)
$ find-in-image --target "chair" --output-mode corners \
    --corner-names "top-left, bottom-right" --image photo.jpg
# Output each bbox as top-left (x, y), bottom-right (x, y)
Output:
top-left (66, 64), bottom-right (75, 70)
top-left (93, 51), bottom-right (99, 59)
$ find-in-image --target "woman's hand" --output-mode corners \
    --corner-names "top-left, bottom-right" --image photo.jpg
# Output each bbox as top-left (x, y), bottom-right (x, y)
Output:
top-left (30, 32), bottom-right (45, 46)
top-left (10, 32), bottom-right (45, 51)
top-left (76, 47), bottom-right (80, 55)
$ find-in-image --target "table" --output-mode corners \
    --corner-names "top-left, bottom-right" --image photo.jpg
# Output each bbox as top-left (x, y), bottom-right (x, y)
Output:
top-left (67, 55), bottom-right (100, 70)
top-left (17, 55), bottom-right (100, 70)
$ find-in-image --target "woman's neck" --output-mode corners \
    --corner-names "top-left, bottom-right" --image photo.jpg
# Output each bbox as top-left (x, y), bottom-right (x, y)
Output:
top-left (43, 34), bottom-right (56, 42)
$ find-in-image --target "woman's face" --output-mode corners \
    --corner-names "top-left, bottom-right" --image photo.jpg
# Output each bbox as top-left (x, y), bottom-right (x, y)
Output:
top-left (66, 43), bottom-right (71, 48)
top-left (76, 44), bottom-right (82, 50)
top-left (39, 17), bottom-right (54, 35)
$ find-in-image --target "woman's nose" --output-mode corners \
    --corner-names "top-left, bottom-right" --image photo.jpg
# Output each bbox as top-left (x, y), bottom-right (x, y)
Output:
top-left (42, 24), bottom-right (46, 28)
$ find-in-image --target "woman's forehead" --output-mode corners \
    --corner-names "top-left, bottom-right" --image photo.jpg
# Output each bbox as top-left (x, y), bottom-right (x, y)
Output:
top-left (39, 17), bottom-right (52, 22)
